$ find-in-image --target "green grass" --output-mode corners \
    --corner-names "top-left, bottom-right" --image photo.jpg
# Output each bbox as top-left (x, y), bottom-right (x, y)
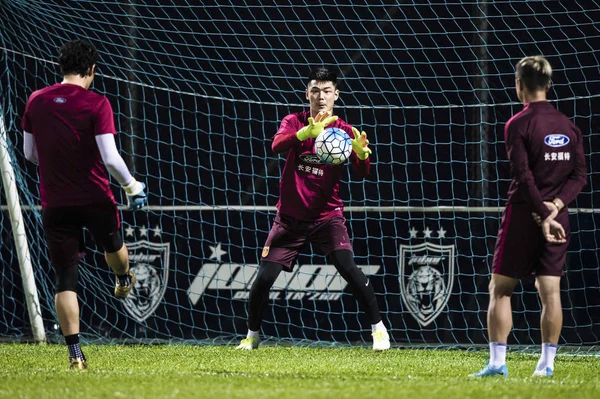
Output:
top-left (0, 343), bottom-right (598, 399)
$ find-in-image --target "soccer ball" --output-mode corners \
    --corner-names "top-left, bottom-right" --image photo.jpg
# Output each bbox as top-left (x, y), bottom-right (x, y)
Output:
top-left (314, 127), bottom-right (352, 165)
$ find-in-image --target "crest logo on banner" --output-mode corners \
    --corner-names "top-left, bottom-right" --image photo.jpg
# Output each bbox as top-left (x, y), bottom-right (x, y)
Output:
top-left (123, 225), bottom-right (170, 322)
top-left (399, 226), bottom-right (455, 327)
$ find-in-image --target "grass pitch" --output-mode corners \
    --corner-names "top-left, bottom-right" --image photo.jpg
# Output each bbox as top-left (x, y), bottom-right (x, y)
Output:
top-left (0, 343), bottom-right (598, 399)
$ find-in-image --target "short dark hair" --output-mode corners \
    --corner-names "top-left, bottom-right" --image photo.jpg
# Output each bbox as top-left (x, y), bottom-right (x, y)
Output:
top-left (58, 39), bottom-right (98, 77)
top-left (308, 66), bottom-right (338, 86)
top-left (515, 56), bottom-right (552, 92)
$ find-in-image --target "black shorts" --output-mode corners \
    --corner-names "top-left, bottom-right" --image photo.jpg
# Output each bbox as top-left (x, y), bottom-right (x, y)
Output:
top-left (261, 213), bottom-right (353, 270)
top-left (42, 201), bottom-right (121, 268)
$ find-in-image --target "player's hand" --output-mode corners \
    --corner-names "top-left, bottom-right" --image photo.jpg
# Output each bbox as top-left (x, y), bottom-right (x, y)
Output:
top-left (534, 201), bottom-right (559, 226)
top-left (543, 201), bottom-right (559, 221)
top-left (541, 219), bottom-right (567, 244)
top-left (296, 111), bottom-right (338, 141)
top-left (351, 127), bottom-right (372, 160)
top-left (122, 180), bottom-right (148, 211)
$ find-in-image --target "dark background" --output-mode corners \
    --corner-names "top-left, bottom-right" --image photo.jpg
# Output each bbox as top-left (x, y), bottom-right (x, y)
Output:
top-left (1, 1), bottom-right (598, 346)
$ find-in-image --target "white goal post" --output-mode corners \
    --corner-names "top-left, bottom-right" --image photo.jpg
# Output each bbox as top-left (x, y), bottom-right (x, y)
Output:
top-left (0, 106), bottom-right (45, 343)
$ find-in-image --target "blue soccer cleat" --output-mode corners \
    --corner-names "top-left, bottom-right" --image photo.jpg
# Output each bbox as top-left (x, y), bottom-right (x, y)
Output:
top-left (469, 363), bottom-right (508, 377)
top-left (532, 366), bottom-right (553, 377)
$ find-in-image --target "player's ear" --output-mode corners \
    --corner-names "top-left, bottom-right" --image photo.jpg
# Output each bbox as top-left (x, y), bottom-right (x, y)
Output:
top-left (305, 88), bottom-right (310, 101)
top-left (334, 88), bottom-right (340, 101)
top-left (89, 64), bottom-right (96, 77)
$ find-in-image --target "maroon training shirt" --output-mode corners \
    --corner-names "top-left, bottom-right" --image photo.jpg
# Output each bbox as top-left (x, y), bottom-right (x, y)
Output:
top-left (22, 83), bottom-right (117, 207)
top-left (504, 101), bottom-right (587, 219)
top-left (272, 110), bottom-right (370, 221)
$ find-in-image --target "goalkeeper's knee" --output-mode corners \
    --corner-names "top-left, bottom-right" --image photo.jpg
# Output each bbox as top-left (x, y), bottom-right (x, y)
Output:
top-left (55, 263), bottom-right (79, 293)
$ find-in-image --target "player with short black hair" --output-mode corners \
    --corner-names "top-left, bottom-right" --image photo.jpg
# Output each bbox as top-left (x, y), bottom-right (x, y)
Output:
top-left (470, 56), bottom-right (587, 378)
top-left (22, 39), bottom-right (148, 370)
top-left (308, 66), bottom-right (338, 86)
top-left (236, 66), bottom-right (390, 351)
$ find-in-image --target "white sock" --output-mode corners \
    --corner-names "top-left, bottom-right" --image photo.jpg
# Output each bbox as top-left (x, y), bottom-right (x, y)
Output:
top-left (371, 321), bottom-right (386, 333)
top-left (536, 343), bottom-right (558, 371)
top-left (247, 330), bottom-right (259, 339)
top-left (489, 342), bottom-right (507, 367)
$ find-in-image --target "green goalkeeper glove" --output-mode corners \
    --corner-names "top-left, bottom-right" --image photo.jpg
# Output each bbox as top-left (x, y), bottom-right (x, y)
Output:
top-left (296, 111), bottom-right (338, 141)
top-left (351, 127), bottom-right (372, 160)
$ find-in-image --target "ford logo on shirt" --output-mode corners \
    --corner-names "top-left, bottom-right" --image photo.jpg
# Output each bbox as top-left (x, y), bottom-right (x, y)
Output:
top-left (544, 134), bottom-right (570, 147)
top-left (53, 97), bottom-right (67, 104)
top-left (300, 154), bottom-right (323, 164)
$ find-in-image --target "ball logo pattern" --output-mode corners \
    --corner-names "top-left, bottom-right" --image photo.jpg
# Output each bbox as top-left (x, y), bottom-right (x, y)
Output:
top-left (314, 127), bottom-right (352, 165)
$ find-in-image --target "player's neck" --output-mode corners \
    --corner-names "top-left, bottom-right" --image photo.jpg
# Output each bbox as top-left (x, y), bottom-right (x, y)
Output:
top-left (61, 75), bottom-right (90, 90)
top-left (521, 92), bottom-right (547, 104)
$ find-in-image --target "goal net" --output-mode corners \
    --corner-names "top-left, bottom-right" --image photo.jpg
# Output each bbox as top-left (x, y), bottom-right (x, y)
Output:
top-left (1, 0), bottom-right (598, 349)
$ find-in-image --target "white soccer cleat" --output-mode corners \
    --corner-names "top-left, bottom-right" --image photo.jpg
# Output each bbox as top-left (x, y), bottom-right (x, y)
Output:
top-left (236, 337), bottom-right (260, 350)
top-left (372, 330), bottom-right (390, 351)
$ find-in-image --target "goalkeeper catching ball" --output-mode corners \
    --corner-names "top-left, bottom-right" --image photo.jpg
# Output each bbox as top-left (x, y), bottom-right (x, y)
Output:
top-left (236, 66), bottom-right (390, 351)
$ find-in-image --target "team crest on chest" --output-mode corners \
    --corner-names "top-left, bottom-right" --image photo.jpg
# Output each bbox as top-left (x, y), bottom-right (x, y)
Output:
top-left (262, 246), bottom-right (270, 258)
